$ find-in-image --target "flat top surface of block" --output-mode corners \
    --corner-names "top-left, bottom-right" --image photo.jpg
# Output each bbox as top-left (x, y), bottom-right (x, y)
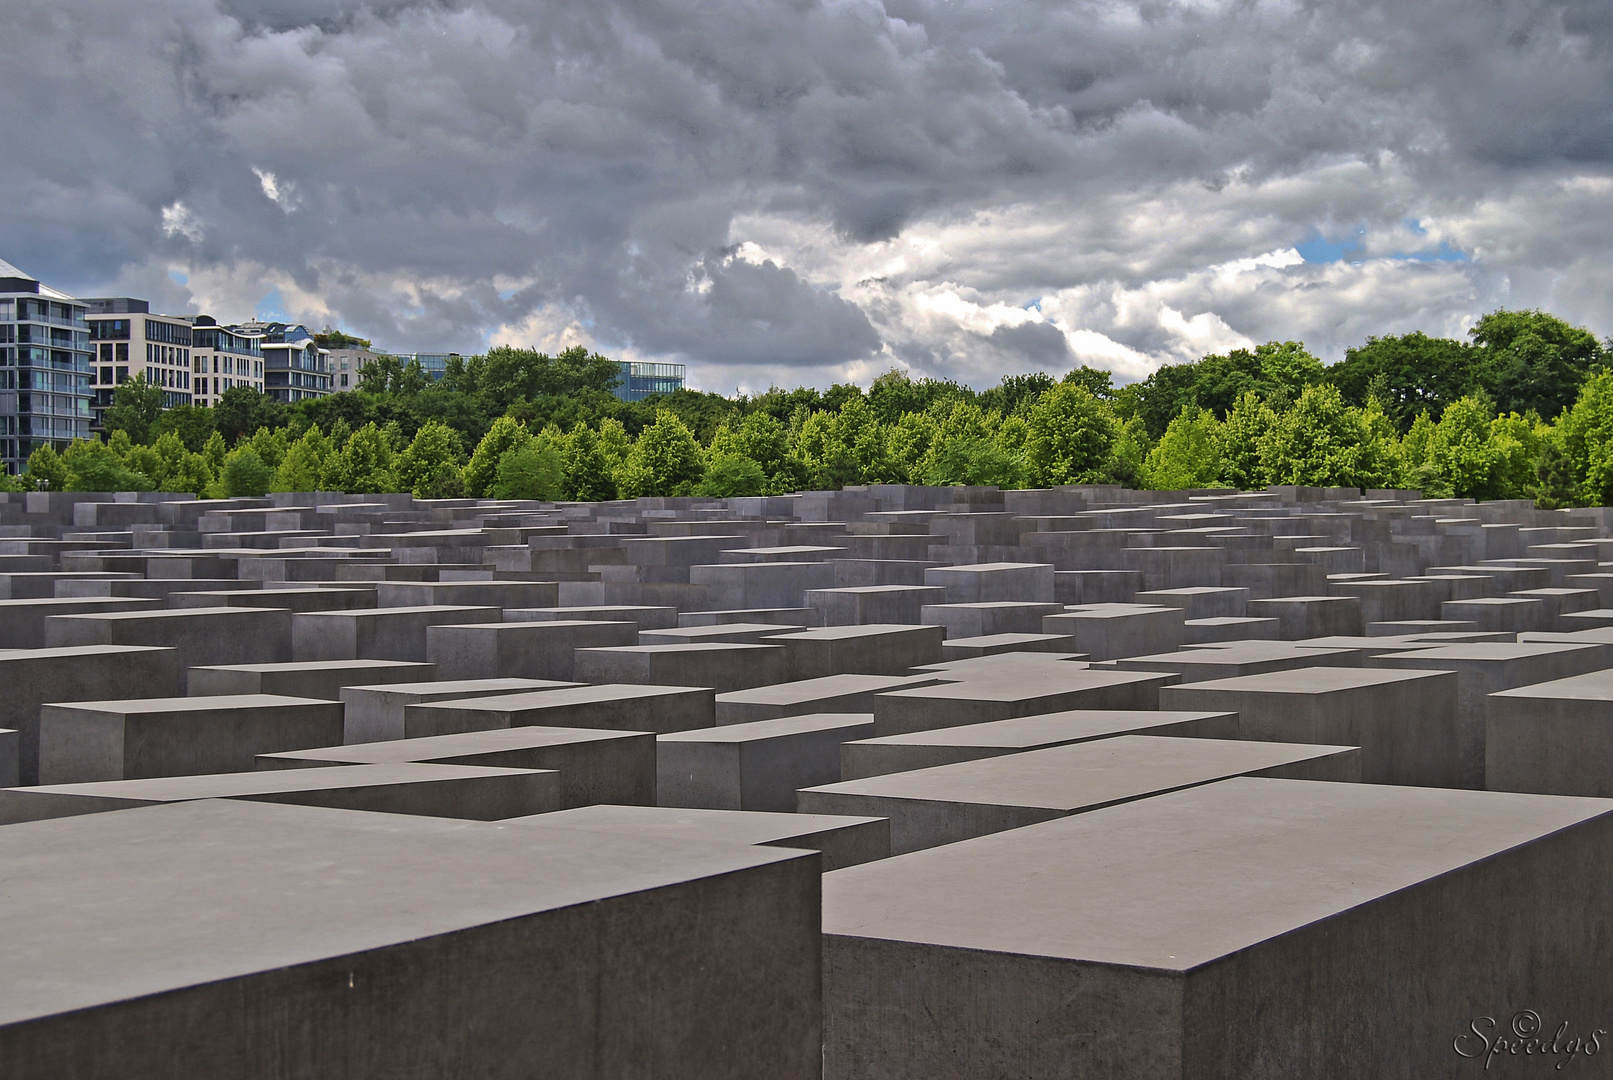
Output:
top-left (1490, 669), bottom-right (1613, 702)
top-left (431, 683), bottom-right (709, 710)
top-left (659, 712), bottom-right (873, 743)
top-left (823, 776), bottom-right (1613, 970)
top-left (0, 644), bottom-right (174, 662)
top-left (522, 803), bottom-right (886, 847)
top-left (0, 799), bottom-right (801, 1025)
top-left (46, 605), bottom-right (265, 622)
top-left (716, 673), bottom-right (944, 705)
top-left (1117, 642), bottom-right (1360, 666)
top-left (344, 678), bottom-right (566, 698)
top-left (23, 762), bottom-right (541, 799)
top-left (262, 725), bottom-right (644, 764)
top-left (769, 624), bottom-right (938, 642)
top-left (925, 562), bottom-right (1050, 573)
top-left (299, 604), bottom-right (498, 618)
top-left (193, 660), bottom-right (425, 675)
top-left (1373, 642), bottom-right (1603, 663)
top-left (578, 642), bottom-right (782, 655)
top-left (806, 735), bottom-right (1353, 811)
top-left (44, 694), bottom-right (333, 714)
top-left (914, 653), bottom-right (1087, 674)
top-left (881, 667), bottom-right (1163, 702)
top-left (1167, 665), bottom-right (1448, 695)
top-left (854, 710), bottom-right (1237, 749)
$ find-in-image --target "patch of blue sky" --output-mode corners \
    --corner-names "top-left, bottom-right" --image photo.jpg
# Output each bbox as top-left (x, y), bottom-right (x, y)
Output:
top-left (1299, 223), bottom-right (1469, 264)
top-left (255, 288), bottom-right (287, 321)
top-left (168, 269), bottom-right (188, 285)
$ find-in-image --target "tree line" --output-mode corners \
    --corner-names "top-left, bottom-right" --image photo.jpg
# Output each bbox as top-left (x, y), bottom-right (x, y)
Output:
top-left (6, 310), bottom-right (1613, 507)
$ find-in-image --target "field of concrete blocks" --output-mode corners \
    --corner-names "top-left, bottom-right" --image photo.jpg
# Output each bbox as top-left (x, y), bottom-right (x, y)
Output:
top-left (4, 482), bottom-right (1613, 1077)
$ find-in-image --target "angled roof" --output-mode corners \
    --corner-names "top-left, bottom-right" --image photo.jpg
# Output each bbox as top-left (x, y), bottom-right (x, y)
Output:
top-left (0, 256), bottom-right (36, 282)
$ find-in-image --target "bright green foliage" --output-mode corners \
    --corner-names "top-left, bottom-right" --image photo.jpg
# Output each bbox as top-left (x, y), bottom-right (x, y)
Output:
top-left (1143, 408), bottom-right (1225, 490)
top-left (221, 447), bottom-right (274, 497)
top-left (1557, 372), bottom-right (1613, 505)
top-left (149, 404), bottom-right (215, 452)
top-left (1328, 332), bottom-right (1479, 429)
top-left (492, 437), bottom-right (565, 500)
top-left (24, 444), bottom-right (67, 491)
top-left (0, 470), bottom-right (23, 493)
top-left (63, 439), bottom-right (154, 492)
top-left (562, 424), bottom-right (616, 502)
top-left (201, 430), bottom-right (228, 475)
top-left (924, 437), bottom-right (1023, 488)
top-left (273, 427), bottom-right (334, 493)
top-left (1259, 383), bottom-right (1403, 490)
top-left (396, 420), bottom-right (463, 498)
top-left (1023, 382), bottom-right (1120, 486)
top-left (243, 427), bottom-right (289, 470)
top-left (462, 416), bottom-right (531, 498)
top-left (698, 454), bottom-right (768, 497)
top-left (102, 376), bottom-right (166, 445)
top-left (213, 387), bottom-right (287, 444)
top-left (321, 422), bottom-right (398, 494)
top-left (1217, 392), bottom-right (1274, 489)
top-left (618, 409), bottom-right (705, 498)
top-left (1471, 309), bottom-right (1605, 420)
top-left (1403, 396), bottom-right (1536, 501)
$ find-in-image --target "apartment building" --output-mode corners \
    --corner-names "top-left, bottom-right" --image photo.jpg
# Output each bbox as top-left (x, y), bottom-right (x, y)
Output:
top-left (189, 317), bottom-right (264, 407)
top-left (0, 258), bottom-right (93, 475)
top-left (82, 298), bottom-right (196, 428)
top-left (232, 320), bottom-right (331, 402)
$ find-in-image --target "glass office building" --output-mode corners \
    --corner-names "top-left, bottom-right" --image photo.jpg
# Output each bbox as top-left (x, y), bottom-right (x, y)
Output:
top-left (0, 258), bottom-right (93, 476)
top-left (615, 361), bottom-right (686, 401)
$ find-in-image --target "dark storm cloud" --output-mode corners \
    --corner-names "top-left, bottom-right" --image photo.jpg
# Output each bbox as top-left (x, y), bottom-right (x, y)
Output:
top-left (0, 0), bottom-right (1609, 386)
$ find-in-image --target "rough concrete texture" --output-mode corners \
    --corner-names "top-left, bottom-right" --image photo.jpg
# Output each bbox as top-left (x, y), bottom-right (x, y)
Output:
top-left (7, 485), bottom-right (1613, 1076)
top-left (823, 777), bottom-right (1613, 1079)
top-left (800, 735), bottom-right (1360, 853)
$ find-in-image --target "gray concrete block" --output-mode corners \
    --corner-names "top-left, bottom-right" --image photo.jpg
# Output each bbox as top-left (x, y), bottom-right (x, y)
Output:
top-left (823, 777), bottom-right (1613, 1079)
top-left (341, 678), bottom-right (576, 743)
top-left (1442, 596), bottom-right (1549, 633)
top-left (167, 587), bottom-right (377, 613)
top-left (1107, 640), bottom-right (1363, 680)
top-left (689, 560), bottom-right (837, 610)
top-left (503, 604), bottom-right (680, 630)
top-left (43, 607), bottom-right (293, 692)
top-left (1121, 546), bottom-right (1224, 590)
top-left (806, 585), bottom-right (950, 626)
top-left (187, 659), bottom-right (434, 701)
top-left (1053, 569), bottom-right (1141, 605)
top-left (918, 601), bottom-right (1064, 638)
top-left (0, 799), bottom-right (821, 1079)
top-left (0, 728), bottom-right (16, 788)
top-left (658, 713), bottom-right (875, 812)
top-left (1487, 670), bottom-right (1613, 796)
top-left (1160, 666), bottom-right (1460, 787)
top-left (427, 619), bottom-right (638, 681)
top-left (1183, 616), bottom-right (1281, 642)
top-left (939, 632), bottom-right (1078, 659)
top-left (923, 562), bottom-right (1055, 604)
top-left (0, 645), bottom-right (182, 786)
top-left (677, 607), bottom-right (823, 627)
top-left (0, 597), bottom-right (163, 649)
top-left (802, 735), bottom-right (1360, 854)
top-left (573, 643), bottom-right (786, 692)
top-left (257, 725), bottom-right (655, 808)
top-left (772, 624), bottom-right (947, 680)
top-left (1370, 642), bottom-right (1612, 789)
top-left (38, 695), bottom-right (345, 784)
top-left (293, 605), bottom-right (501, 662)
top-left (373, 580), bottom-right (560, 608)
top-left (873, 669), bottom-right (1171, 736)
top-left (0, 762), bottom-right (560, 824)
top-left (1041, 604), bottom-right (1185, 660)
top-left (840, 709), bottom-right (1240, 779)
top-left (715, 673), bottom-right (949, 724)
top-left (1245, 594), bottom-right (1363, 638)
top-left (530, 803), bottom-right (888, 870)
top-left (406, 683), bottom-right (716, 737)
top-left (637, 622), bottom-right (800, 645)
top-left (1133, 586), bottom-right (1250, 619)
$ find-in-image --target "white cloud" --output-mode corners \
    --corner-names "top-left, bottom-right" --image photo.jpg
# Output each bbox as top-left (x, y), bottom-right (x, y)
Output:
top-left (159, 201), bottom-right (203, 243)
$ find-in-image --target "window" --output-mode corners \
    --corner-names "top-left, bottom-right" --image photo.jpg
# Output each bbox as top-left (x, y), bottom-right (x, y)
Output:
top-left (115, 343), bottom-right (128, 363)
top-left (116, 367), bottom-right (128, 383)
top-left (100, 366), bottom-right (112, 384)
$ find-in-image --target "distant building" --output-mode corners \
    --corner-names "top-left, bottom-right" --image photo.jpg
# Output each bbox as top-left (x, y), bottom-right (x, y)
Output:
top-left (615, 360), bottom-right (685, 401)
top-left (189, 317), bottom-right (264, 407)
top-left (231, 320), bottom-right (331, 403)
top-left (0, 258), bottom-right (93, 475)
top-left (81, 298), bottom-right (197, 428)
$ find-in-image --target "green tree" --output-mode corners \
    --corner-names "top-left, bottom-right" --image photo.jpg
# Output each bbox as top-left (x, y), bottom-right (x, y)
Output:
top-left (101, 375), bottom-right (165, 444)
top-left (1327, 332), bottom-right (1478, 430)
top-left (618, 409), bottom-right (705, 497)
top-left (62, 439), bottom-right (153, 492)
top-left (1143, 407), bottom-right (1225, 490)
top-left (321, 422), bottom-right (398, 493)
top-left (698, 454), bottom-right (768, 497)
top-left (1555, 372), bottom-right (1613, 505)
top-left (923, 437), bottom-right (1024, 488)
top-left (1023, 382), bottom-right (1120, 486)
top-left (1259, 383), bottom-right (1402, 490)
top-left (24, 444), bottom-right (67, 491)
top-left (272, 426), bottom-right (334, 493)
top-left (220, 446), bottom-right (274, 497)
top-left (492, 438), bottom-right (565, 500)
top-left (150, 404), bottom-right (216, 452)
top-left (396, 420), bottom-right (463, 498)
top-left (562, 424), bottom-right (617, 502)
top-left (462, 416), bottom-right (532, 498)
top-left (214, 387), bottom-right (288, 445)
top-left (1472, 309), bottom-right (1605, 420)
top-left (1217, 392), bottom-right (1275, 489)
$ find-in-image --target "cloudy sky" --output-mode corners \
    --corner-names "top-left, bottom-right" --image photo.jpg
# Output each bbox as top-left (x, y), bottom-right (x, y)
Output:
top-left (4, 0), bottom-right (1611, 393)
